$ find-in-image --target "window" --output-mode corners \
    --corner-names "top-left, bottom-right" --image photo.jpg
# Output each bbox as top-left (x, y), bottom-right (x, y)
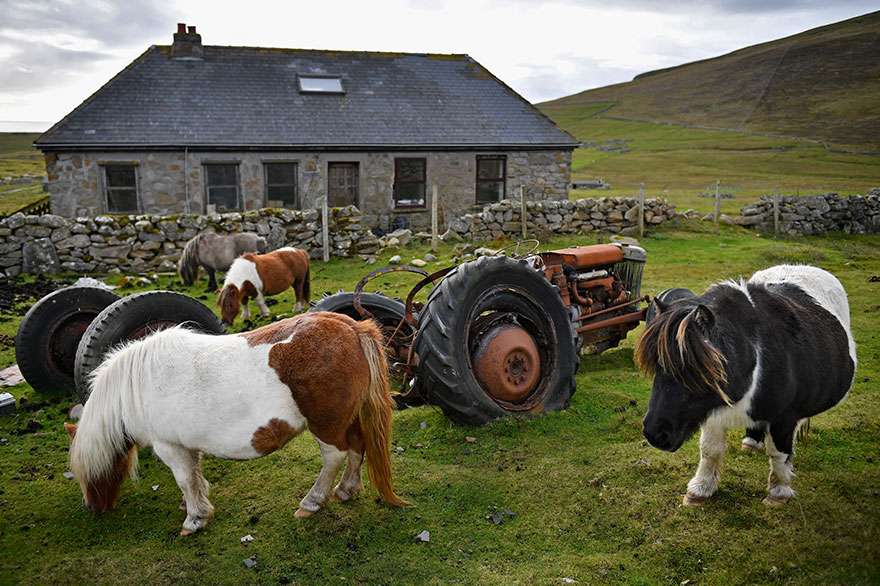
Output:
top-left (297, 75), bottom-right (344, 94)
top-left (393, 158), bottom-right (426, 208)
top-left (204, 163), bottom-right (240, 212)
top-left (264, 162), bottom-right (298, 209)
top-left (328, 162), bottom-right (359, 207)
top-left (476, 156), bottom-right (506, 204)
top-left (102, 163), bottom-right (139, 213)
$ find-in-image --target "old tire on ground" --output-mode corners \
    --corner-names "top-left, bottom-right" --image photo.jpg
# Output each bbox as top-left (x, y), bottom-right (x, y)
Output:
top-left (414, 255), bottom-right (578, 426)
top-left (74, 291), bottom-right (226, 403)
top-left (14, 286), bottom-right (121, 394)
top-left (309, 291), bottom-right (416, 364)
top-left (646, 287), bottom-right (696, 324)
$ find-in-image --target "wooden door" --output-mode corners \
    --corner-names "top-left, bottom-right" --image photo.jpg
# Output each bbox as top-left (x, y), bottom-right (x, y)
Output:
top-left (328, 163), bottom-right (359, 207)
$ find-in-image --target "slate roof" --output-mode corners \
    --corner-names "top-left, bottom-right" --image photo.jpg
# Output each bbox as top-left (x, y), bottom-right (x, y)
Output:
top-left (37, 45), bottom-right (578, 150)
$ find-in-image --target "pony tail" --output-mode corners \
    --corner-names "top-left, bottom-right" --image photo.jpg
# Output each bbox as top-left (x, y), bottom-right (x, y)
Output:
top-left (302, 255), bottom-right (311, 304)
top-left (178, 235), bottom-right (201, 286)
top-left (354, 320), bottom-right (408, 507)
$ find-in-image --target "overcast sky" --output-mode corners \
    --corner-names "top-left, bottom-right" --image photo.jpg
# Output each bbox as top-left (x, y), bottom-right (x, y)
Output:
top-left (0, 0), bottom-right (876, 131)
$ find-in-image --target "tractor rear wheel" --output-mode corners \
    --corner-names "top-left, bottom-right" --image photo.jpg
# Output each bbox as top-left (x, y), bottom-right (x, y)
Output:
top-left (414, 255), bottom-right (578, 425)
top-left (74, 291), bottom-right (226, 403)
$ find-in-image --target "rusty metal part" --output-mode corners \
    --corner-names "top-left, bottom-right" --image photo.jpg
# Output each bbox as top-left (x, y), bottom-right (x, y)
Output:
top-left (493, 239), bottom-right (540, 259)
top-left (404, 267), bottom-right (454, 327)
top-left (43, 308), bottom-right (105, 385)
top-left (353, 265), bottom-right (428, 320)
top-left (574, 307), bottom-right (647, 334)
top-left (571, 295), bottom-right (649, 323)
top-left (473, 324), bottom-right (541, 402)
top-left (541, 244), bottom-right (624, 268)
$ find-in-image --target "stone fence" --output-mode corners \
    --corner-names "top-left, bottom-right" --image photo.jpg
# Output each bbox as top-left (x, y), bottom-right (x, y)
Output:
top-left (444, 197), bottom-right (675, 241)
top-left (734, 188), bottom-right (880, 235)
top-left (0, 196), bottom-right (676, 277)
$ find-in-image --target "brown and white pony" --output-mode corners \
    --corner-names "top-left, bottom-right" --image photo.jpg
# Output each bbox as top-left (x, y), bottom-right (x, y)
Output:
top-left (65, 312), bottom-right (407, 534)
top-left (178, 231), bottom-right (267, 292)
top-left (217, 247), bottom-right (310, 325)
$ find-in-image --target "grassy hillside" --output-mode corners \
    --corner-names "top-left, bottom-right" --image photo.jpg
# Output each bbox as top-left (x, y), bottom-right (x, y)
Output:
top-left (0, 133), bottom-right (43, 178)
top-left (544, 11), bottom-right (880, 151)
top-left (541, 101), bottom-right (880, 203)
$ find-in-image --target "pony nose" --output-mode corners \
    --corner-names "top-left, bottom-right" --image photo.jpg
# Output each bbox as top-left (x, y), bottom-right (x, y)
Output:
top-left (643, 416), bottom-right (676, 452)
top-left (83, 499), bottom-right (102, 514)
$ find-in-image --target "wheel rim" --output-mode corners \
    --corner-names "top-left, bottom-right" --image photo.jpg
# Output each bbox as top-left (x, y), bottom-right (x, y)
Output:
top-left (473, 323), bottom-right (540, 402)
top-left (44, 309), bottom-right (104, 387)
top-left (465, 286), bottom-right (558, 410)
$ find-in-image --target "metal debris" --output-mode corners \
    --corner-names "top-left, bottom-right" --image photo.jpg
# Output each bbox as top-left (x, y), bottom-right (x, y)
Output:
top-left (151, 485), bottom-right (160, 491)
top-left (241, 534), bottom-right (254, 543)
top-left (414, 530), bottom-right (430, 543)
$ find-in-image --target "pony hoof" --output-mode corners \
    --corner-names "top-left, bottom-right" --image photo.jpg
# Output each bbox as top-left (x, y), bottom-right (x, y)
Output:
top-left (763, 494), bottom-right (789, 506)
top-left (295, 508), bottom-right (315, 518)
top-left (741, 438), bottom-right (762, 453)
top-left (180, 528), bottom-right (196, 536)
top-left (683, 492), bottom-right (708, 506)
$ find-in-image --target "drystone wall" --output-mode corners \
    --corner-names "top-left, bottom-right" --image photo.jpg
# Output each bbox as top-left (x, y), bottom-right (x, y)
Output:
top-left (0, 196), bottom-right (675, 277)
top-left (444, 197), bottom-right (675, 241)
top-left (734, 189), bottom-right (880, 235)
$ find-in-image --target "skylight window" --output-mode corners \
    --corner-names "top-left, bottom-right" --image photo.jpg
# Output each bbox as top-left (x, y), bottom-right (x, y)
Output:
top-left (297, 75), bottom-right (344, 94)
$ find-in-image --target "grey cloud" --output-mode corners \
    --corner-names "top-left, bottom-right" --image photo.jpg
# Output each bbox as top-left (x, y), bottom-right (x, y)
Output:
top-left (507, 58), bottom-right (643, 104)
top-left (0, 0), bottom-right (169, 45)
top-left (0, 38), bottom-right (110, 96)
top-left (489, 0), bottom-right (877, 16)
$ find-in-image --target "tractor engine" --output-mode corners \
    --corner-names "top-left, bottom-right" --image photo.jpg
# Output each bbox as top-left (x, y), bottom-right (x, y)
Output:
top-left (537, 243), bottom-right (647, 354)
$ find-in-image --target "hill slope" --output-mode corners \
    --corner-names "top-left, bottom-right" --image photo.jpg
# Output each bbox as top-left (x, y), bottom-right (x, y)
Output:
top-left (544, 11), bottom-right (880, 150)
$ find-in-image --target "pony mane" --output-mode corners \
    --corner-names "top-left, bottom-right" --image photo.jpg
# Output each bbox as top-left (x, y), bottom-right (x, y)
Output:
top-left (635, 300), bottom-right (731, 404)
top-left (70, 326), bottom-right (196, 488)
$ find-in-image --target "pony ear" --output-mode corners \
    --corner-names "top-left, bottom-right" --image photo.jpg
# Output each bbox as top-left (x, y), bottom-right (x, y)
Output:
top-left (693, 304), bottom-right (715, 330)
top-left (64, 422), bottom-right (78, 439)
top-left (653, 297), bottom-right (669, 314)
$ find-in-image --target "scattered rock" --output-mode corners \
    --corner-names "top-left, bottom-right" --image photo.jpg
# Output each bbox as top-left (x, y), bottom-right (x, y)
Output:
top-left (423, 253), bottom-right (437, 262)
top-left (389, 255), bottom-right (402, 265)
top-left (62, 472), bottom-right (74, 480)
top-left (241, 534), bottom-right (254, 543)
top-left (414, 530), bottom-right (430, 543)
top-left (243, 556), bottom-right (257, 568)
top-left (411, 259), bottom-right (427, 267)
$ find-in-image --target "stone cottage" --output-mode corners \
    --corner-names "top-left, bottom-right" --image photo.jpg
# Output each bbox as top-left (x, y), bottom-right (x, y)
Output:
top-left (35, 24), bottom-right (579, 230)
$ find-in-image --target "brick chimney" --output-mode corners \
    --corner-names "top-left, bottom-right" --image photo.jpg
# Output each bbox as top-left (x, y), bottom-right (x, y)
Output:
top-left (171, 23), bottom-right (203, 59)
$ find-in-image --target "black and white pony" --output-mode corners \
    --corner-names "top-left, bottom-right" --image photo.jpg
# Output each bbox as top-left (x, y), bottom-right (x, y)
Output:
top-left (636, 265), bottom-right (856, 506)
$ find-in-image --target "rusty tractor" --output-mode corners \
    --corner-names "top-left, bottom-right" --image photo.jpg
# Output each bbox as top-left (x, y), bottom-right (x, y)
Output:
top-left (310, 240), bottom-right (647, 425)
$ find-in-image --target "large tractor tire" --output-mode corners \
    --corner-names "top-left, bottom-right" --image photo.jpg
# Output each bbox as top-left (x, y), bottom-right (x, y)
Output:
top-left (74, 291), bottom-right (226, 403)
top-left (15, 286), bottom-right (121, 394)
top-left (414, 255), bottom-right (578, 426)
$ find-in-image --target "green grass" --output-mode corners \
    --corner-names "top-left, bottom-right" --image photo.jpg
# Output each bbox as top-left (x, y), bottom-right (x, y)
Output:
top-left (1, 226), bottom-right (878, 585)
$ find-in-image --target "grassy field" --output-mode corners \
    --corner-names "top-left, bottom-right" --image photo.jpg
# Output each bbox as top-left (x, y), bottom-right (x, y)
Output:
top-left (1, 222), bottom-right (878, 585)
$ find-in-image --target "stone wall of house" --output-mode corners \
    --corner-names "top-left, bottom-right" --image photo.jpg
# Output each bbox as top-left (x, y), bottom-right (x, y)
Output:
top-left (733, 189), bottom-right (880, 235)
top-left (1, 194), bottom-right (672, 277)
top-left (44, 149), bottom-right (572, 230)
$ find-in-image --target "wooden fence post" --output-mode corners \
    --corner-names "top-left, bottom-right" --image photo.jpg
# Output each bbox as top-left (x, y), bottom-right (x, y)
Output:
top-left (638, 183), bottom-right (645, 238)
top-left (520, 185), bottom-right (527, 239)
top-left (714, 179), bottom-right (721, 234)
top-left (773, 186), bottom-right (780, 235)
top-left (432, 185), bottom-right (439, 253)
top-left (322, 198), bottom-right (330, 263)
